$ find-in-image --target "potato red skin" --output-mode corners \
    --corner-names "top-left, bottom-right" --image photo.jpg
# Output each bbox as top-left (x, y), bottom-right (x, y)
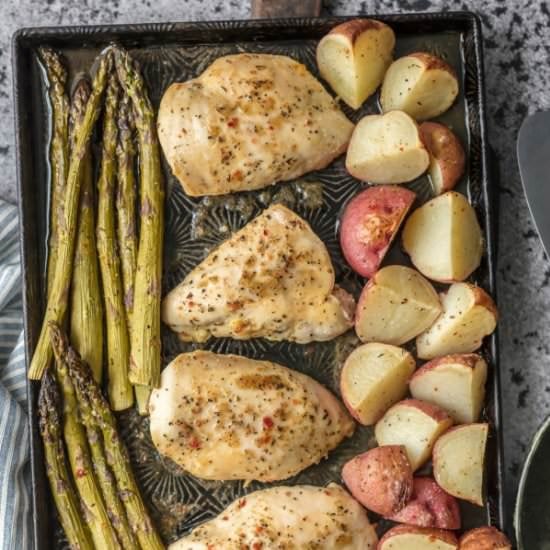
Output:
top-left (389, 477), bottom-right (461, 530)
top-left (459, 526), bottom-right (511, 549)
top-left (342, 445), bottom-right (413, 516)
top-left (340, 186), bottom-right (416, 278)
top-left (378, 524), bottom-right (458, 549)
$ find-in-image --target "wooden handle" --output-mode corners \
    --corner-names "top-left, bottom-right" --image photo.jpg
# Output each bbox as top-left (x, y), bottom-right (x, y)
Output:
top-left (251, 0), bottom-right (321, 18)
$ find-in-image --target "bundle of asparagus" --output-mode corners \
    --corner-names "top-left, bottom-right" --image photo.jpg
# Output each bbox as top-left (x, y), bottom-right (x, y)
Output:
top-left (34, 45), bottom-right (165, 547)
top-left (50, 323), bottom-right (163, 549)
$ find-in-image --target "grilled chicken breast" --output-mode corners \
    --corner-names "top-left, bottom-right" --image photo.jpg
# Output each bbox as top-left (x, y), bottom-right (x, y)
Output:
top-left (169, 484), bottom-right (378, 549)
top-left (149, 351), bottom-right (354, 482)
top-left (157, 53), bottom-right (354, 196)
top-left (162, 204), bottom-right (355, 343)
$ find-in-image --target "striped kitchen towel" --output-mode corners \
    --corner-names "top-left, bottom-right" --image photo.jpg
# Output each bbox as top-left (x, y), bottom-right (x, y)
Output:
top-left (0, 200), bottom-right (31, 549)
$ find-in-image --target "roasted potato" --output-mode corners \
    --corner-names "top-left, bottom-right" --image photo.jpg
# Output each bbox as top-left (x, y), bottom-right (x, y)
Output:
top-left (433, 423), bottom-right (489, 506)
top-left (381, 52), bottom-right (459, 120)
top-left (339, 185), bottom-right (416, 278)
top-left (355, 265), bottom-right (441, 345)
top-left (378, 525), bottom-right (458, 549)
top-left (402, 191), bottom-right (483, 283)
top-left (340, 342), bottom-right (415, 425)
top-left (459, 526), bottom-right (512, 550)
top-left (375, 399), bottom-right (453, 471)
top-left (409, 354), bottom-right (488, 423)
top-left (345, 110), bottom-right (430, 184)
top-left (317, 19), bottom-right (395, 109)
top-left (420, 122), bottom-right (466, 195)
top-left (416, 283), bottom-right (498, 360)
top-left (389, 477), bottom-right (461, 530)
top-left (342, 445), bottom-right (413, 516)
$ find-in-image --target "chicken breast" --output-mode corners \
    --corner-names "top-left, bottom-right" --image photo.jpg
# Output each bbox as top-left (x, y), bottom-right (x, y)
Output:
top-left (157, 53), bottom-right (353, 196)
top-left (169, 484), bottom-right (378, 549)
top-left (162, 204), bottom-right (355, 343)
top-left (149, 351), bottom-right (354, 482)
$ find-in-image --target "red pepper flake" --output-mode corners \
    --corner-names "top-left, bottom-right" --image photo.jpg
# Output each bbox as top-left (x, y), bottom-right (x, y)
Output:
top-left (262, 416), bottom-right (274, 430)
top-left (255, 525), bottom-right (264, 534)
top-left (253, 543), bottom-right (263, 550)
top-left (75, 468), bottom-right (86, 479)
top-left (263, 229), bottom-right (269, 237)
top-left (189, 437), bottom-right (201, 449)
top-left (237, 498), bottom-right (247, 509)
top-left (227, 117), bottom-right (239, 128)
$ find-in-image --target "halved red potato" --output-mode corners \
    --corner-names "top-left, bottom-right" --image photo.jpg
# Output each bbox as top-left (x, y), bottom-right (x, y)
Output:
top-left (420, 122), bottom-right (465, 195)
top-left (433, 423), bottom-right (489, 506)
top-left (389, 477), bottom-right (461, 530)
top-left (346, 111), bottom-right (430, 184)
top-left (342, 445), bottom-right (413, 516)
top-left (409, 354), bottom-right (488, 423)
top-left (459, 526), bottom-right (512, 549)
top-left (340, 186), bottom-right (416, 278)
top-left (341, 342), bottom-right (415, 425)
top-left (380, 52), bottom-right (459, 120)
top-left (375, 399), bottom-right (453, 470)
top-left (402, 191), bottom-right (483, 283)
top-left (355, 265), bottom-right (441, 345)
top-left (378, 525), bottom-right (458, 549)
top-left (416, 283), bottom-right (498, 360)
top-left (317, 19), bottom-right (395, 109)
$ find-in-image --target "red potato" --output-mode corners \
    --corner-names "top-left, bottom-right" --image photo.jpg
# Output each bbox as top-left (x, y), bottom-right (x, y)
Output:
top-left (342, 445), bottom-right (413, 516)
top-left (459, 526), bottom-right (512, 549)
top-left (433, 423), bottom-right (489, 506)
top-left (375, 399), bottom-right (453, 471)
top-left (340, 342), bottom-right (416, 425)
top-left (409, 354), bottom-right (488, 423)
top-left (420, 122), bottom-right (465, 195)
top-left (378, 525), bottom-right (458, 549)
top-left (389, 477), bottom-right (461, 530)
top-left (340, 186), bottom-right (416, 278)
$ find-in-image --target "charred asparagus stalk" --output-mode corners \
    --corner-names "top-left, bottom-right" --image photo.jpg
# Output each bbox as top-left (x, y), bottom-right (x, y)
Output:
top-left (96, 73), bottom-right (134, 410)
top-left (115, 48), bottom-right (164, 389)
top-left (38, 48), bottom-right (69, 299)
top-left (29, 49), bottom-right (113, 380)
top-left (38, 369), bottom-right (94, 550)
top-left (49, 324), bottom-right (121, 550)
top-left (69, 78), bottom-right (104, 383)
top-left (53, 324), bottom-right (164, 550)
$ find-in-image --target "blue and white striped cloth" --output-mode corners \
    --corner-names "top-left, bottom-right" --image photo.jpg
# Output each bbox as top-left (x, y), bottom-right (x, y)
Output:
top-left (0, 200), bottom-right (31, 549)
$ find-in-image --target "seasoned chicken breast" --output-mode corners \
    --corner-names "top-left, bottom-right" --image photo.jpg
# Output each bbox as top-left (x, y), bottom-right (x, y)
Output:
top-left (162, 204), bottom-right (355, 343)
top-left (157, 53), bottom-right (353, 196)
top-left (149, 351), bottom-right (354, 482)
top-left (169, 484), bottom-right (378, 549)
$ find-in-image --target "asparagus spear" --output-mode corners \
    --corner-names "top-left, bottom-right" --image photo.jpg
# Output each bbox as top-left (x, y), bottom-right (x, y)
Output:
top-left (38, 48), bottom-right (70, 299)
top-left (53, 324), bottom-right (164, 550)
top-left (115, 48), bottom-right (164, 389)
top-left (38, 369), bottom-right (94, 550)
top-left (28, 49), bottom-right (113, 380)
top-left (115, 95), bottom-right (151, 413)
top-left (49, 324), bottom-right (121, 550)
top-left (69, 78), bottom-right (104, 383)
top-left (96, 73), bottom-right (134, 411)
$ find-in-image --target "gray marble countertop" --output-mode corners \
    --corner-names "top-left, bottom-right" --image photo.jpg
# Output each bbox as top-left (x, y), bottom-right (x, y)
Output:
top-left (2, 0), bottom-right (549, 530)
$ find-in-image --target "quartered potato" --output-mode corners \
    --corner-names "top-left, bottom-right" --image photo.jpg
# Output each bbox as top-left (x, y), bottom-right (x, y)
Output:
top-left (433, 423), bottom-right (489, 506)
top-left (416, 282), bottom-right (498, 359)
top-left (345, 110), bottom-right (430, 184)
top-left (378, 525), bottom-right (459, 550)
top-left (420, 122), bottom-right (466, 195)
top-left (402, 191), bottom-right (483, 283)
top-left (381, 52), bottom-right (459, 120)
top-left (355, 265), bottom-right (442, 346)
top-left (459, 527), bottom-right (512, 550)
top-left (317, 18), bottom-right (395, 109)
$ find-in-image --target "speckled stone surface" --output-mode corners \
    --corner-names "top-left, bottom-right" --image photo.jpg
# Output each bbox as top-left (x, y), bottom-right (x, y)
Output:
top-left (1, 0), bottom-right (550, 526)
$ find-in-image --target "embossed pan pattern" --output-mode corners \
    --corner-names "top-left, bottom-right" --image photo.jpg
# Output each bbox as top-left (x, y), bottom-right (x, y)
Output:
top-left (12, 12), bottom-right (504, 548)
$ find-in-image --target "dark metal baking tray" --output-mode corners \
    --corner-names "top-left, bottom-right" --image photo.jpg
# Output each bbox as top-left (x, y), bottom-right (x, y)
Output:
top-left (12, 11), bottom-right (504, 548)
